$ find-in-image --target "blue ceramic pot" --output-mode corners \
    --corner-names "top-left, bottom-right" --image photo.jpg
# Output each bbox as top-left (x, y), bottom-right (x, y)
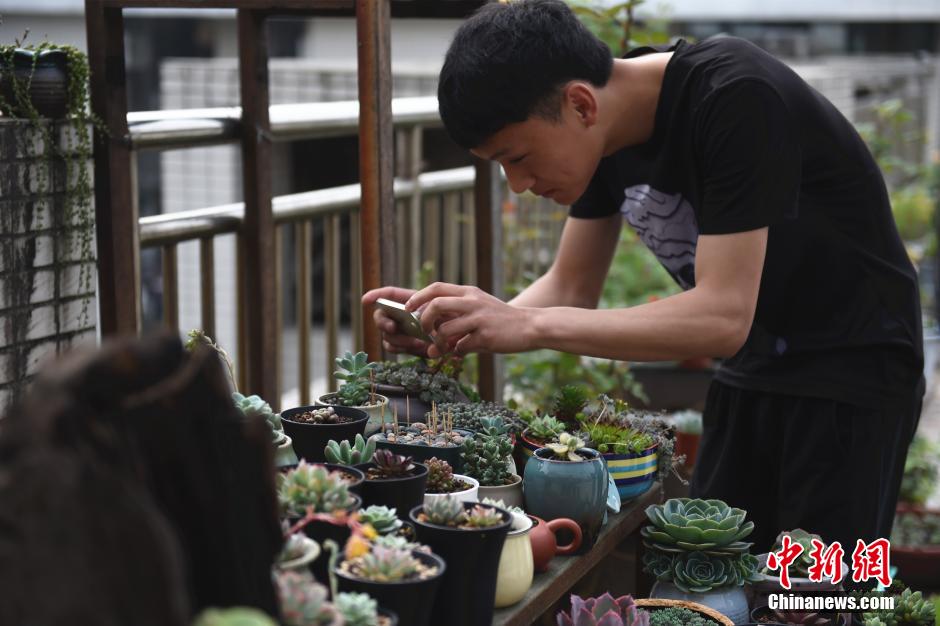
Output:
top-left (523, 447), bottom-right (608, 551)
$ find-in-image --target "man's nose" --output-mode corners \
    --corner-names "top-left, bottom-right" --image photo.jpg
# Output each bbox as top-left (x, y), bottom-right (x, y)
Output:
top-left (503, 165), bottom-right (535, 195)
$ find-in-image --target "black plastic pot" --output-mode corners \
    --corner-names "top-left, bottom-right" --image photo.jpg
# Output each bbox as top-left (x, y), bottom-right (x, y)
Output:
top-left (281, 405), bottom-right (368, 463)
top-left (0, 48), bottom-right (69, 119)
top-left (378, 608), bottom-right (398, 626)
top-left (335, 549), bottom-right (445, 626)
top-left (354, 462), bottom-right (428, 520)
top-left (409, 501), bottom-right (512, 626)
top-left (372, 429), bottom-right (473, 472)
top-left (287, 493), bottom-right (361, 586)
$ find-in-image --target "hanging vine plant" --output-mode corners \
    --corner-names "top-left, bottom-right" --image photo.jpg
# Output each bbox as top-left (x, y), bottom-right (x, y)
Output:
top-left (0, 33), bottom-right (105, 326)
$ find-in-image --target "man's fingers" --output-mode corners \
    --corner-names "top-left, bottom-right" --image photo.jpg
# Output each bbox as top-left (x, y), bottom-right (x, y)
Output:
top-left (436, 316), bottom-right (477, 343)
top-left (419, 297), bottom-right (475, 335)
top-left (373, 309), bottom-right (398, 334)
top-left (362, 286), bottom-right (416, 306)
top-left (405, 282), bottom-right (471, 312)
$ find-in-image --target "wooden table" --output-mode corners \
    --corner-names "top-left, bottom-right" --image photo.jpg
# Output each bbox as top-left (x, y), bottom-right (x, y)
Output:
top-left (493, 485), bottom-right (663, 626)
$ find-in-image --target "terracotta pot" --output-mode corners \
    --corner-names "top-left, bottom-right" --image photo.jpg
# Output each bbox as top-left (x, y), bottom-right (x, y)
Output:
top-left (891, 504), bottom-right (940, 589)
top-left (675, 431), bottom-right (701, 468)
top-left (527, 514), bottom-right (581, 572)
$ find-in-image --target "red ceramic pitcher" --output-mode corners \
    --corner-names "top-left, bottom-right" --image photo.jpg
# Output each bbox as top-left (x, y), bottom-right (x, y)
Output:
top-left (527, 514), bottom-right (582, 572)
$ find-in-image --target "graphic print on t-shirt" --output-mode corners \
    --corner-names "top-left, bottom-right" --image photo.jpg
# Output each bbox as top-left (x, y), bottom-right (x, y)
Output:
top-left (620, 184), bottom-right (699, 289)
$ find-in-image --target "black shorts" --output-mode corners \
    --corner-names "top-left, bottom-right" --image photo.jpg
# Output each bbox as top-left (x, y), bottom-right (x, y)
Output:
top-left (690, 380), bottom-right (922, 557)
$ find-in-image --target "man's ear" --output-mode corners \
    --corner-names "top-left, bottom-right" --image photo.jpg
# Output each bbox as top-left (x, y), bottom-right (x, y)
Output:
top-left (565, 82), bottom-right (599, 127)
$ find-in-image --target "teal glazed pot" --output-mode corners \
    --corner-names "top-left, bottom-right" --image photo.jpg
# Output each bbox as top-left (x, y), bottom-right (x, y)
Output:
top-left (523, 447), bottom-right (608, 552)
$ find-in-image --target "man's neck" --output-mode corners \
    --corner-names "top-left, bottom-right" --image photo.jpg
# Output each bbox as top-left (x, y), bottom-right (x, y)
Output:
top-left (599, 51), bottom-right (674, 155)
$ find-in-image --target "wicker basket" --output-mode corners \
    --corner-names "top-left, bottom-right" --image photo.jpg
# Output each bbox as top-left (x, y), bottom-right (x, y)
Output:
top-left (636, 598), bottom-right (735, 626)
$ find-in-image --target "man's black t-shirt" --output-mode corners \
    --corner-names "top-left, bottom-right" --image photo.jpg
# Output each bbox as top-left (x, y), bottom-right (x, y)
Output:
top-left (571, 36), bottom-right (924, 409)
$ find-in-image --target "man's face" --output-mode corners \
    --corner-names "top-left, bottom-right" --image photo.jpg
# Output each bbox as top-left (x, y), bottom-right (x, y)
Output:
top-left (471, 103), bottom-right (602, 206)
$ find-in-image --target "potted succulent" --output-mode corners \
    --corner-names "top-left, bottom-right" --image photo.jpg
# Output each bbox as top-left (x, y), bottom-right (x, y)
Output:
top-left (278, 461), bottom-right (362, 584)
top-left (274, 571), bottom-right (343, 626)
top-left (371, 403), bottom-right (472, 470)
top-left (751, 529), bottom-right (851, 610)
top-left (276, 530), bottom-right (321, 574)
top-left (355, 449), bottom-right (429, 520)
top-left (233, 391), bottom-right (297, 468)
top-left (409, 497), bottom-right (512, 626)
top-left (518, 414), bottom-right (567, 458)
top-left (853, 585), bottom-right (935, 626)
top-left (371, 357), bottom-right (470, 420)
top-left (281, 404), bottom-right (369, 463)
top-left (423, 457), bottom-right (478, 504)
top-left (356, 505), bottom-right (405, 536)
top-left (461, 421), bottom-right (523, 508)
top-left (523, 433), bottom-right (609, 551)
top-left (556, 593), bottom-right (734, 626)
top-left (325, 434), bottom-right (376, 466)
top-left (579, 395), bottom-right (680, 500)
top-left (334, 591), bottom-right (399, 626)
top-left (891, 435), bottom-right (940, 588)
top-left (641, 498), bottom-right (760, 624)
top-left (317, 351), bottom-right (389, 436)
top-left (436, 401), bottom-right (524, 437)
top-left (334, 537), bottom-right (445, 626)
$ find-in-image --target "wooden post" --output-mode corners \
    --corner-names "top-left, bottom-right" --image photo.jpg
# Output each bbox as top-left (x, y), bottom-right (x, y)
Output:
top-left (85, 1), bottom-right (140, 336)
top-left (237, 9), bottom-right (279, 406)
top-left (356, 0), bottom-right (396, 362)
top-left (474, 157), bottom-right (504, 402)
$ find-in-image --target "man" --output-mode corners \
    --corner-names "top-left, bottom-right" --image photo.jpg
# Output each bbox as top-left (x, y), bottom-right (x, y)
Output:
top-left (363, 0), bottom-right (924, 554)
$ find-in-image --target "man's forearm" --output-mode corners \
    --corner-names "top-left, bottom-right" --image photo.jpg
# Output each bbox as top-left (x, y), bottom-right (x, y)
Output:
top-left (509, 270), bottom-right (599, 309)
top-left (526, 287), bottom-right (750, 361)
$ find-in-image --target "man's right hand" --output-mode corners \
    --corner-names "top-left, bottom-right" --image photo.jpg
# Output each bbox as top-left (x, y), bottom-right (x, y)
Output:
top-left (361, 286), bottom-right (432, 357)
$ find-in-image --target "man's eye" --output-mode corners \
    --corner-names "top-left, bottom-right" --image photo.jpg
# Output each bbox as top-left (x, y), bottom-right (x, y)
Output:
top-left (508, 155), bottom-right (526, 165)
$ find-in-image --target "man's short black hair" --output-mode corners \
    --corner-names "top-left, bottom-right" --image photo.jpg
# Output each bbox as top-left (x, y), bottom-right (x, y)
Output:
top-left (438, 0), bottom-right (613, 150)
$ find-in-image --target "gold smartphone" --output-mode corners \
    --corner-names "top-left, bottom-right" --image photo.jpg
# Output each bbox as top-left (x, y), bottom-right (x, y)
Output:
top-left (375, 298), bottom-right (433, 343)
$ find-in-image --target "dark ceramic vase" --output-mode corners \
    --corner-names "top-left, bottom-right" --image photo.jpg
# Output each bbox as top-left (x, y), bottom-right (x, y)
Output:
top-left (335, 549), bottom-right (445, 626)
top-left (281, 405), bottom-right (368, 463)
top-left (0, 49), bottom-right (69, 118)
top-left (409, 501), bottom-right (512, 626)
top-left (354, 462), bottom-right (428, 520)
top-left (523, 447), bottom-right (608, 553)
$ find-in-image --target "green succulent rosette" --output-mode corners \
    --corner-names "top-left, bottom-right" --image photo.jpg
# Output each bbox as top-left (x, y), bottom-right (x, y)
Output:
top-left (642, 498), bottom-right (755, 556)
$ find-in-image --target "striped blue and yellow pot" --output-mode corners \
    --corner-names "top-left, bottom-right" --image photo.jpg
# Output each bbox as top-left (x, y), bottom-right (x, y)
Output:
top-left (602, 443), bottom-right (658, 501)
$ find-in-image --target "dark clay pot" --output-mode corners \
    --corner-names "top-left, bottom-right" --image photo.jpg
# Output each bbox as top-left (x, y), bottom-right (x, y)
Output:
top-left (374, 383), bottom-right (470, 424)
top-left (0, 48), bottom-right (69, 119)
top-left (335, 549), bottom-right (445, 626)
top-left (372, 428), bottom-right (473, 473)
top-left (354, 462), bottom-right (428, 520)
top-left (409, 501), bottom-right (512, 626)
top-left (281, 405), bottom-right (368, 463)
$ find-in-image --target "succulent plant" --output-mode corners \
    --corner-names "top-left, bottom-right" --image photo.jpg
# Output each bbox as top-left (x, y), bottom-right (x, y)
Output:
top-left (274, 570), bottom-right (341, 626)
top-left (546, 432), bottom-right (587, 461)
top-left (641, 498), bottom-right (755, 556)
top-left (425, 457), bottom-right (457, 493)
top-left (192, 608), bottom-right (280, 626)
top-left (233, 391), bottom-right (286, 445)
top-left (334, 592), bottom-right (379, 626)
top-left (899, 435), bottom-right (939, 506)
top-left (334, 351), bottom-right (378, 407)
top-left (526, 415), bottom-right (567, 443)
top-left (552, 385), bottom-right (590, 425)
top-left (290, 406), bottom-right (345, 424)
top-left (371, 533), bottom-right (428, 554)
top-left (352, 544), bottom-right (421, 582)
top-left (891, 509), bottom-right (940, 546)
top-left (648, 606), bottom-right (720, 626)
top-left (556, 593), bottom-right (651, 626)
top-left (372, 359), bottom-right (464, 405)
top-left (461, 430), bottom-right (514, 486)
top-left (464, 504), bottom-right (506, 528)
top-left (368, 449), bottom-right (416, 479)
top-left (762, 529), bottom-right (825, 577)
top-left (642, 550), bottom-right (759, 593)
top-left (358, 505), bottom-right (403, 535)
top-left (420, 495), bottom-right (467, 526)
top-left (277, 460), bottom-right (356, 517)
top-left (481, 497), bottom-right (524, 516)
top-left (277, 532), bottom-right (316, 565)
top-left (579, 421), bottom-right (653, 455)
top-left (862, 588), bottom-right (936, 626)
top-left (437, 401), bottom-right (524, 435)
top-left (325, 434), bottom-right (376, 465)
top-left (771, 609), bottom-right (830, 625)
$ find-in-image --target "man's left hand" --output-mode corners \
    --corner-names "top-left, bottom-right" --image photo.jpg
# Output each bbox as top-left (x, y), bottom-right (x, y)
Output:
top-left (406, 282), bottom-right (535, 357)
